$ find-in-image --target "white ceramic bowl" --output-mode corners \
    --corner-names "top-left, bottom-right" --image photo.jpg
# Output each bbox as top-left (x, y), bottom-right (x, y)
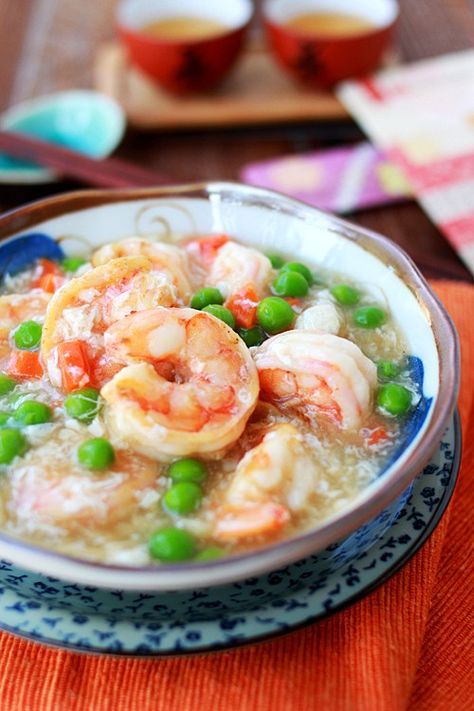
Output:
top-left (0, 183), bottom-right (458, 591)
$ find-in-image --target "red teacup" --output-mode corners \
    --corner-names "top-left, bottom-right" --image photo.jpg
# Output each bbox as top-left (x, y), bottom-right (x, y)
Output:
top-left (117, 0), bottom-right (253, 95)
top-left (263, 0), bottom-right (399, 89)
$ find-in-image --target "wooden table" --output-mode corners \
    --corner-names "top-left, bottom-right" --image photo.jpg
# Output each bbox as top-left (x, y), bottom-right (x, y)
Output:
top-left (0, 0), bottom-right (473, 282)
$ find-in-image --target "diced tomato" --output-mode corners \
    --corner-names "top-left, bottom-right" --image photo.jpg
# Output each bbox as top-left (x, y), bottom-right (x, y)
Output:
top-left (37, 273), bottom-right (66, 293)
top-left (36, 258), bottom-right (60, 277)
top-left (367, 427), bottom-right (391, 447)
top-left (226, 284), bottom-right (259, 329)
top-left (89, 350), bottom-right (123, 387)
top-left (56, 340), bottom-right (91, 392)
top-left (32, 259), bottom-right (63, 289)
top-left (185, 234), bottom-right (229, 267)
top-left (7, 350), bottom-right (43, 379)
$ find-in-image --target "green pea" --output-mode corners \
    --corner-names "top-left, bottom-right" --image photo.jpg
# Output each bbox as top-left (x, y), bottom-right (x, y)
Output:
top-left (0, 374), bottom-right (16, 396)
top-left (0, 429), bottom-right (27, 464)
top-left (191, 287), bottom-right (224, 310)
top-left (62, 257), bottom-right (87, 273)
top-left (377, 360), bottom-right (401, 380)
top-left (77, 437), bottom-right (115, 470)
top-left (353, 306), bottom-right (386, 329)
top-left (238, 325), bottom-right (266, 348)
top-left (330, 284), bottom-right (360, 306)
top-left (202, 304), bottom-right (236, 329)
top-left (65, 387), bottom-right (101, 423)
top-left (280, 262), bottom-right (314, 286)
top-left (168, 458), bottom-right (207, 484)
top-left (377, 383), bottom-right (412, 416)
top-left (13, 321), bottom-right (42, 350)
top-left (266, 253), bottom-right (286, 269)
top-left (13, 400), bottom-right (52, 426)
top-left (163, 482), bottom-right (203, 515)
top-left (272, 271), bottom-right (309, 298)
top-left (149, 527), bottom-right (196, 562)
top-left (195, 547), bottom-right (225, 561)
top-left (257, 297), bottom-right (295, 334)
top-left (0, 412), bottom-right (10, 426)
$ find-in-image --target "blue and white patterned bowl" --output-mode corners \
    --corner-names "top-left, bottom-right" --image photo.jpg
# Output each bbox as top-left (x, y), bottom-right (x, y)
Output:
top-left (0, 183), bottom-right (459, 608)
top-left (0, 484), bottom-right (411, 622)
top-left (0, 414), bottom-right (460, 650)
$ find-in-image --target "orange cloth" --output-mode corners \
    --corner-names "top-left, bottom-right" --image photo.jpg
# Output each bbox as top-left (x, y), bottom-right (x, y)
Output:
top-left (0, 280), bottom-right (472, 711)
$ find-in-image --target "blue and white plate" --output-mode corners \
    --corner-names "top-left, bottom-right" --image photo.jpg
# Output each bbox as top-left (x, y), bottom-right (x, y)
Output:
top-left (0, 414), bottom-right (460, 656)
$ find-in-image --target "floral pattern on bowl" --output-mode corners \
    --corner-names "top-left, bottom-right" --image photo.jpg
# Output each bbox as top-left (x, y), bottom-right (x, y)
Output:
top-left (0, 414), bottom-right (460, 653)
top-left (0, 183), bottom-right (458, 593)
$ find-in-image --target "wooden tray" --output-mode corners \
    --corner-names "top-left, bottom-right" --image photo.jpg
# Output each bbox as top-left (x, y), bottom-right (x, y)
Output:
top-left (94, 41), bottom-right (348, 130)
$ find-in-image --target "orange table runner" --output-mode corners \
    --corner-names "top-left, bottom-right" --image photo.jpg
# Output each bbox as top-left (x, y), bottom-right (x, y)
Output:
top-left (0, 280), bottom-right (472, 711)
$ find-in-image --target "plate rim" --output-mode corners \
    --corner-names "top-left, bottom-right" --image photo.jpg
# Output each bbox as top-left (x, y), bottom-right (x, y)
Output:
top-left (0, 410), bottom-right (461, 658)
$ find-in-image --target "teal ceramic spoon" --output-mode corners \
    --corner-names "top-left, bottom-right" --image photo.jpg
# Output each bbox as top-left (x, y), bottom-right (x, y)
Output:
top-left (0, 90), bottom-right (126, 184)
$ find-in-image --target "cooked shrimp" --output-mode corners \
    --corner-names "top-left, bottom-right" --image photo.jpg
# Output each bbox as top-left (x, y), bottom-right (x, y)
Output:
top-left (183, 234), bottom-right (229, 271)
top-left (101, 308), bottom-right (259, 460)
top-left (214, 503), bottom-right (290, 541)
top-left (41, 257), bottom-right (179, 390)
top-left (92, 238), bottom-right (193, 302)
top-left (8, 451), bottom-right (158, 533)
top-left (208, 241), bottom-right (273, 299)
top-left (253, 332), bottom-right (377, 430)
top-left (214, 424), bottom-right (318, 540)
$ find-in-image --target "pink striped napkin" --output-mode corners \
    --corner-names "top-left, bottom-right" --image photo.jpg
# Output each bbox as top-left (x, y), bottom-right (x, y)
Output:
top-left (337, 50), bottom-right (474, 273)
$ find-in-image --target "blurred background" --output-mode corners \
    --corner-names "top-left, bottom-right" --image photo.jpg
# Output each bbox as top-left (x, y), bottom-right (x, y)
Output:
top-left (0, 0), bottom-right (473, 280)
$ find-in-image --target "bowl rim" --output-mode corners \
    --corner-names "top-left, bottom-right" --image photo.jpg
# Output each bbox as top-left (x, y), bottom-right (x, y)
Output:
top-left (262, 0), bottom-right (399, 42)
top-left (0, 182), bottom-right (459, 590)
top-left (116, 0), bottom-right (254, 47)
